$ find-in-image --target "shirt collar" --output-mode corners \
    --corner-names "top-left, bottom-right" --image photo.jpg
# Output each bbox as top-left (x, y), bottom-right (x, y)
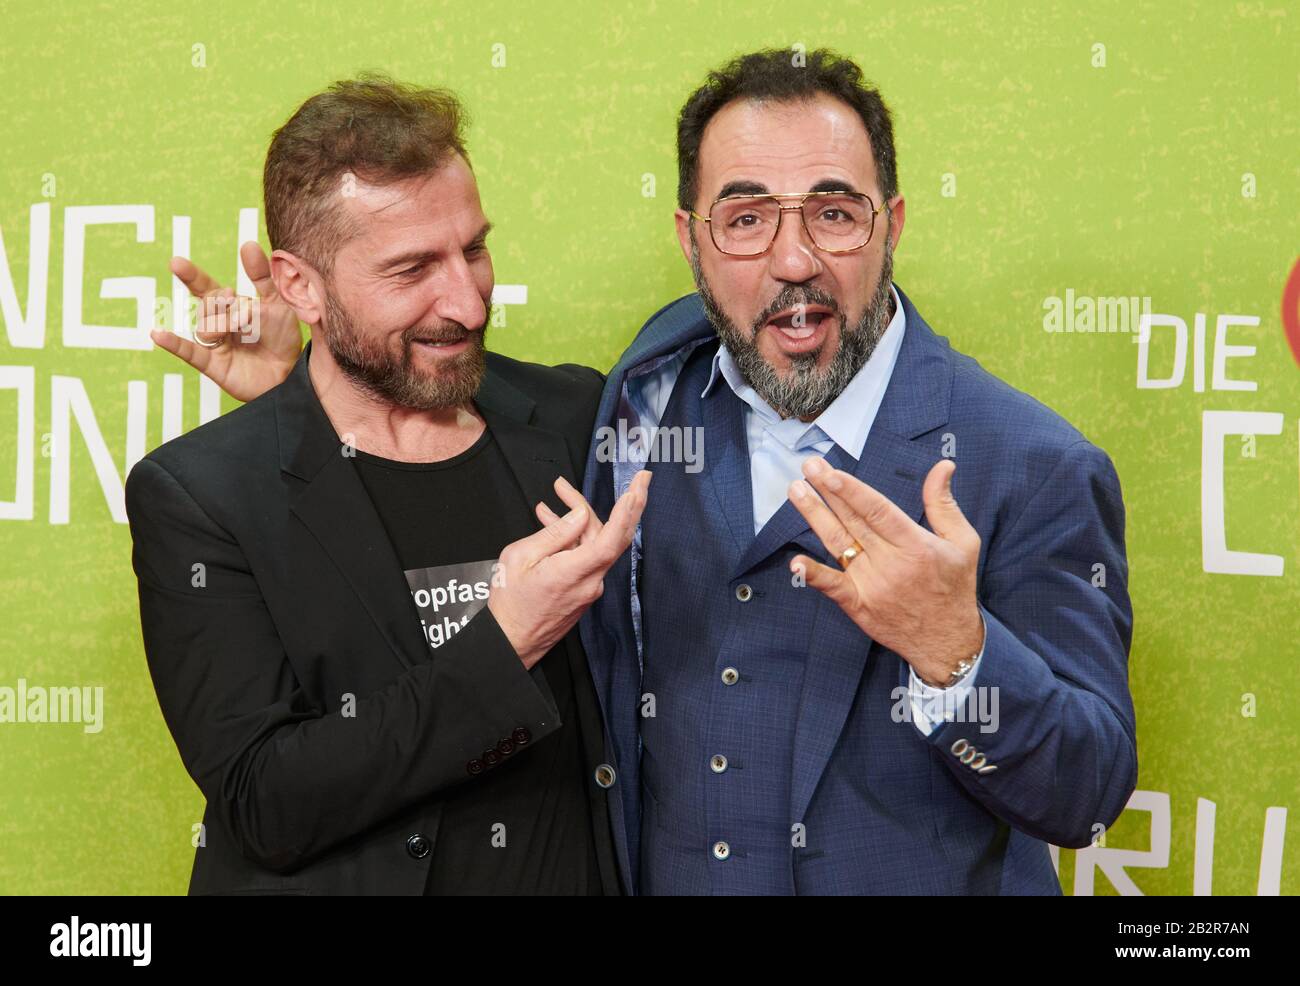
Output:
top-left (701, 281), bottom-right (907, 458)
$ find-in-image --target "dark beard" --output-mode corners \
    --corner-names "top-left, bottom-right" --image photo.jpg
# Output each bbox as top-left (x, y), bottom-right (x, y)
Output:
top-left (320, 292), bottom-right (489, 411)
top-left (690, 229), bottom-right (895, 420)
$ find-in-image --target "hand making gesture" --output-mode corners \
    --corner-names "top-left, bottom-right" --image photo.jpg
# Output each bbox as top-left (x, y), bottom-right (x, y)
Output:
top-left (788, 456), bottom-right (985, 688)
top-left (152, 241), bottom-right (303, 402)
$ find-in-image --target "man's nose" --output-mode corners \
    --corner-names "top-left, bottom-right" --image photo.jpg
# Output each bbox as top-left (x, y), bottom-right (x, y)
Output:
top-left (433, 257), bottom-right (489, 330)
top-left (767, 207), bottom-right (823, 283)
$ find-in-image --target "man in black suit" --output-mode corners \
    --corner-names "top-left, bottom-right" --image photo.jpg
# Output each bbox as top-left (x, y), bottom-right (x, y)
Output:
top-left (126, 75), bottom-right (649, 895)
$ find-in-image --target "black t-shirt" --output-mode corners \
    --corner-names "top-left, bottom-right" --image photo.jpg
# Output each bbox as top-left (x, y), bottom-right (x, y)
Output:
top-left (350, 426), bottom-right (602, 895)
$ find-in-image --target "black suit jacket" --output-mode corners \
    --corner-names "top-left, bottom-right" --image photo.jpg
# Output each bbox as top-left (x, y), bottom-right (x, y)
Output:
top-left (125, 341), bottom-right (623, 895)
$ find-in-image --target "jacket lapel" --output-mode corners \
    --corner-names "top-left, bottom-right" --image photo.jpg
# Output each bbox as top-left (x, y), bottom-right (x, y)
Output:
top-left (278, 344), bottom-right (430, 673)
top-left (697, 350), bottom-right (755, 568)
top-left (474, 364), bottom-right (578, 514)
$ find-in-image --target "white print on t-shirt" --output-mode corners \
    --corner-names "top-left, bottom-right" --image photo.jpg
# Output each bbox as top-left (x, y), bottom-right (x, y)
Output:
top-left (405, 559), bottom-right (502, 650)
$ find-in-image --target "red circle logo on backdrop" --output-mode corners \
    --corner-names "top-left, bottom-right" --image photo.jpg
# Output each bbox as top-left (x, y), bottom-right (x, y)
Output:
top-left (1284, 257), bottom-right (1300, 367)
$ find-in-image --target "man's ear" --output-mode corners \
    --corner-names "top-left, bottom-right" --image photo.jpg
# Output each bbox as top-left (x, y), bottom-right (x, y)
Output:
top-left (270, 249), bottom-right (326, 326)
top-left (674, 208), bottom-right (694, 265)
top-left (886, 194), bottom-right (906, 251)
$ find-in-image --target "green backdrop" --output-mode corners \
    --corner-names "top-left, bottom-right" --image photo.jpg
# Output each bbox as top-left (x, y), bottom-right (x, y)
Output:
top-left (1, 0), bottom-right (1296, 894)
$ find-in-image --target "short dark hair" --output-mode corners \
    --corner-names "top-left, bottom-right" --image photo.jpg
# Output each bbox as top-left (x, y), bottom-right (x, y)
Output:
top-left (263, 73), bottom-right (470, 276)
top-left (676, 48), bottom-right (898, 211)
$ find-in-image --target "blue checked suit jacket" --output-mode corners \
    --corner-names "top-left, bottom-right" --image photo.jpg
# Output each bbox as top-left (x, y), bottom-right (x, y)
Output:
top-left (579, 283), bottom-right (1137, 895)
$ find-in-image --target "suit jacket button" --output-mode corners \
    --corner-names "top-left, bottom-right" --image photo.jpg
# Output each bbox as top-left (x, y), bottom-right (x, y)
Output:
top-left (712, 841), bottom-right (731, 861)
top-left (594, 764), bottom-right (616, 788)
top-left (497, 738), bottom-right (515, 756)
top-left (734, 583), bottom-right (753, 602)
top-left (950, 738), bottom-right (970, 757)
top-left (467, 759), bottom-right (485, 775)
top-left (484, 749), bottom-right (502, 766)
top-left (512, 727), bottom-right (531, 745)
top-left (406, 834), bottom-right (431, 859)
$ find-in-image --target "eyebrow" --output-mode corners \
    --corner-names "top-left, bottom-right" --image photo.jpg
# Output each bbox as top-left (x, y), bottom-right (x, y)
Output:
top-left (714, 178), bottom-right (861, 200)
top-left (376, 220), bottom-right (494, 271)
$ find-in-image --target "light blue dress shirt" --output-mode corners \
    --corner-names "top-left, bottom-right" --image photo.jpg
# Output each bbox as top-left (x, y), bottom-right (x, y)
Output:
top-left (623, 282), bottom-right (985, 735)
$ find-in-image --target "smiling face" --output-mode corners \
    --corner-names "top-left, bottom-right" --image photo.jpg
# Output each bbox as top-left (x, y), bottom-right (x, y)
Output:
top-left (314, 153), bottom-right (494, 410)
top-left (675, 93), bottom-right (905, 420)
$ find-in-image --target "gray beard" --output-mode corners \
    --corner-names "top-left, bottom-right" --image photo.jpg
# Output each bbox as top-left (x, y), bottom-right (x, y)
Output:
top-left (320, 291), bottom-right (489, 411)
top-left (690, 230), bottom-right (895, 420)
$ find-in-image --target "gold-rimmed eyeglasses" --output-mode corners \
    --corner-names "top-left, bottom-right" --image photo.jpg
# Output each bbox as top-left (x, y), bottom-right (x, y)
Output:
top-left (690, 191), bottom-right (887, 257)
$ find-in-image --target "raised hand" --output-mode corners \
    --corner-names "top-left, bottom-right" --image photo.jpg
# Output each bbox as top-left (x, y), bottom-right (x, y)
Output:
top-left (788, 456), bottom-right (985, 687)
top-left (152, 241), bottom-right (304, 403)
top-left (490, 469), bottom-right (651, 668)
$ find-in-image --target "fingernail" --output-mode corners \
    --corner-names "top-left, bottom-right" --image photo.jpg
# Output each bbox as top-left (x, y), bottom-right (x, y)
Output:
top-left (805, 457), bottom-right (829, 475)
top-left (791, 479), bottom-right (810, 499)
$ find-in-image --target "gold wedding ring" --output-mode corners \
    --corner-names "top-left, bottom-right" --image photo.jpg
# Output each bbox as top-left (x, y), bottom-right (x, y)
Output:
top-left (193, 332), bottom-right (227, 349)
top-left (837, 540), bottom-right (865, 569)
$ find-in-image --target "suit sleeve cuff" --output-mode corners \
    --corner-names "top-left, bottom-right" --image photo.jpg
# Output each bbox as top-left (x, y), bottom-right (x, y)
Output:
top-left (434, 605), bottom-right (563, 764)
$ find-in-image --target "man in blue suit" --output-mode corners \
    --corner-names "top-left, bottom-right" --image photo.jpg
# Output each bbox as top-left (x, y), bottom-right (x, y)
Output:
top-left (576, 48), bottom-right (1137, 894)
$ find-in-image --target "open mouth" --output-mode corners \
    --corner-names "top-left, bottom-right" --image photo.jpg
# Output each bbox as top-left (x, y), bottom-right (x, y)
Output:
top-left (763, 305), bottom-right (835, 351)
